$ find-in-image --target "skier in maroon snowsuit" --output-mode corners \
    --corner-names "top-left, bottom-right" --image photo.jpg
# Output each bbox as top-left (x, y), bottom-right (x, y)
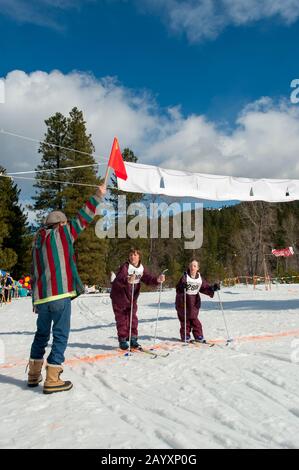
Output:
top-left (175, 260), bottom-right (220, 342)
top-left (110, 248), bottom-right (166, 350)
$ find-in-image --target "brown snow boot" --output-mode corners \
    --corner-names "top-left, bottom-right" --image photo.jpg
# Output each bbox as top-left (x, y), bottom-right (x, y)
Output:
top-left (43, 364), bottom-right (73, 395)
top-left (27, 358), bottom-right (44, 387)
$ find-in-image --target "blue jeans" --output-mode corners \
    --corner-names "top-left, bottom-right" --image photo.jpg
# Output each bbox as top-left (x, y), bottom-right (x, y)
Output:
top-left (30, 297), bottom-right (71, 365)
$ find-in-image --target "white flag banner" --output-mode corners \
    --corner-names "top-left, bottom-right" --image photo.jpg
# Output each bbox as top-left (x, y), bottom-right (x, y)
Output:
top-left (117, 162), bottom-right (299, 202)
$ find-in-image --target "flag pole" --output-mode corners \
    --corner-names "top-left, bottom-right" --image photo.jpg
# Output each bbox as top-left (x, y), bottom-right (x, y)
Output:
top-left (103, 165), bottom-right (110, 186)
top-left (103, 136), bottom-right (114, 186)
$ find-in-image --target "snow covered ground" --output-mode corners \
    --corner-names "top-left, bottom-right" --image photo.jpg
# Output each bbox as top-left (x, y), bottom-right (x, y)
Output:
top-left (1, 284), bottom-right (299, 449)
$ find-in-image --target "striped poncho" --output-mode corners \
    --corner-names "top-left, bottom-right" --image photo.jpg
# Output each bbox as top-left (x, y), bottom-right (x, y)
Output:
top-left (32, 194), bottom-right (101, 305)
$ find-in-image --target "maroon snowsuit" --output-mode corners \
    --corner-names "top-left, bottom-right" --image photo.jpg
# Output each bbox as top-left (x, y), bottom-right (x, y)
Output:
top-left (175, 271), bottom-right (214, 341)
top-left (110, 261), bottom-right (159, 340)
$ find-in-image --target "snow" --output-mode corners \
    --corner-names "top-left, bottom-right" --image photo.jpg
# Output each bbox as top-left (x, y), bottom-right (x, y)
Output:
top-left (1, 284), bottom-right (299, 449)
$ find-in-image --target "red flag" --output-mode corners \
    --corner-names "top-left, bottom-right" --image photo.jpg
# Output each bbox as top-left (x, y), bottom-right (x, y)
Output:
top-left (107, 137), bottom-right (127, 180)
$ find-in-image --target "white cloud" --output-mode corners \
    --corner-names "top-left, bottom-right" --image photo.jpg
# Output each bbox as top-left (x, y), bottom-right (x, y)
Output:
top-left (1, 1), bottom-right (299, 39)
top-left (137, 0), bottom-right (299, 42)
top-left (1, 69), bottom-right (299, 203)
top-left (0, 69), bottom-right (159, 198)
top-left (0, 0), bottom-right (89, 29)
top-left (144, 97), bottom-right (299, 180)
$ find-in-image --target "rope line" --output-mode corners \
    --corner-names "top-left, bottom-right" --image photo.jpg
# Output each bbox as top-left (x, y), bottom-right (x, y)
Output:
top-left (7, 162), bottom-right (106, 175)
top-left (0, 128), bottom-right (107, 161)
top-left (0, 173), bottom-right (115, 192)
top-left (0, 173), bottom-right (101, 188)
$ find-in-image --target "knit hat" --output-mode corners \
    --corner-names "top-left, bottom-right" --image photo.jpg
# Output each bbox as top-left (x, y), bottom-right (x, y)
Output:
top-left (44, 211), bottom-right (67, 226)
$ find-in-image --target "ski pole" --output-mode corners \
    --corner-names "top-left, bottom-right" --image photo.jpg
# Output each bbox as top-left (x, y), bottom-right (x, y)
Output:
top-left (153, 269), bottom-right (168, 345)
top-left (184, 286), bottom-right (187, 344)
top-left (128, 275), bottom-right (135, 355)
top-left (217, 290), bottom-right (233, 345)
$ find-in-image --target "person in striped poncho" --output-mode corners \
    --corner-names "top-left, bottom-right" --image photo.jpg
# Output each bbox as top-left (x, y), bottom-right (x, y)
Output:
top-left (27, 185), bottom-right (106, 394)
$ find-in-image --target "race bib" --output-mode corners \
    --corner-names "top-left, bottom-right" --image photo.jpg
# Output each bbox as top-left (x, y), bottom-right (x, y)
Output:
top-left (185, 273), bottom-right (202, 295)
top-left (128, 263), bottom-right (144, 284)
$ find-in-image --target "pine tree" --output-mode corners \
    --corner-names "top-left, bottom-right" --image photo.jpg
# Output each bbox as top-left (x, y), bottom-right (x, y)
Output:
top-left (0, 166), bottom-right (29, 275)
top-left (32, 108), bottom-right (108, 285)
top-left (32, 112), bottom-right (68, 221)
top-left (63, 108), bottom-right (108, 286)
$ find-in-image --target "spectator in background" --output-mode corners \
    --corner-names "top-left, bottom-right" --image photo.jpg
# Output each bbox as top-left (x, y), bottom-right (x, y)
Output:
top-left (3, 272), bottom-right (13, 303)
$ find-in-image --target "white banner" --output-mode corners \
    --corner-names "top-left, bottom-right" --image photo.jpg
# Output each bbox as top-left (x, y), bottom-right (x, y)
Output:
top-left (117, 162), bottom-right (299, 202)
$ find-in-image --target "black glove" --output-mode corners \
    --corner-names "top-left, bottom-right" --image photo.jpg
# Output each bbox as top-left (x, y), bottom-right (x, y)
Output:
top-left (212, 282), bottom-right (220, 292)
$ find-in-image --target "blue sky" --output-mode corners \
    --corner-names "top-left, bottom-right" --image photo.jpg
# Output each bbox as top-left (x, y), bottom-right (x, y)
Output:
top-left (0, 1), bottom-right (298, 122)
top-left (1, 0), bottom-right (299, 209)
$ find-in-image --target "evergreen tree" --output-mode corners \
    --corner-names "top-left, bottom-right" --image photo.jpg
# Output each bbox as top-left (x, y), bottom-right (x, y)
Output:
top-left (0, 166), bottom-right (29, 275)
top-left (32, 112), bottom-right (68, 221)
top-left (32, 108), bottom-right (108, 285)
top-left (63, 108), bottom-right (108, 286)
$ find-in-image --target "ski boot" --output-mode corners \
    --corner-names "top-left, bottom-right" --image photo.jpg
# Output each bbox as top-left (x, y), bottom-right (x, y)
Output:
top-left (119, 338), bottom-right (129, 350)
top-left (181, 336), bottom-right (191, 343)
top-left (130, 337), bottom-right (141, 349)
top-left (194, 336), bottom-right (207, 344)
